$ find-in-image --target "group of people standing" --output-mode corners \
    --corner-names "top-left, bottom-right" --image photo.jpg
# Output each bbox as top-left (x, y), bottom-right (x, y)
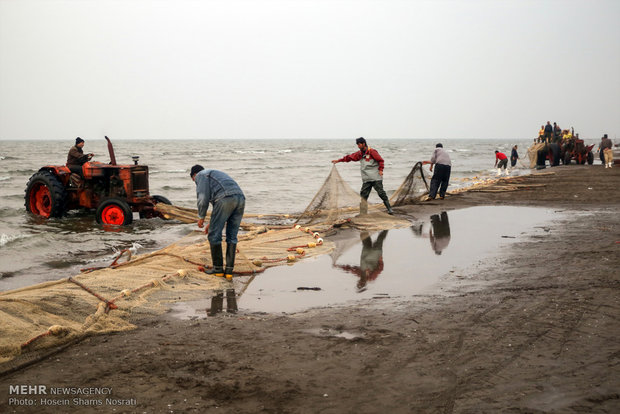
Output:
top-left (537, 121), bottom-right (576, 144)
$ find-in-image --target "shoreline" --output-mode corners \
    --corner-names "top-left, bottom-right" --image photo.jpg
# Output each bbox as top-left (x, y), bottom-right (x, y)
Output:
top-left (0, 165), bottom-right (619, 413)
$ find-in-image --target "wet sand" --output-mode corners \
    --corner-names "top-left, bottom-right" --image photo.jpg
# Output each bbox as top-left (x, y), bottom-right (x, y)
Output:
top-left (1, 165), bottom-right (619, 413)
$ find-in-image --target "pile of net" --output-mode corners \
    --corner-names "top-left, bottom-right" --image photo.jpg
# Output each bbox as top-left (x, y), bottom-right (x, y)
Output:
top-left (0, 226), bottom-right (332, 367)
top-left (527, 143), bottom-right (546, 168)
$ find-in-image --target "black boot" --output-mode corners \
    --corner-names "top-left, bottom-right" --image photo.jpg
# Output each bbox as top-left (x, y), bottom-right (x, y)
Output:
top-left (226, 289), bottom-right (238, 314)
top-left (383, 200), bottom-right (394, 215)
top-left (205, 243), bottom-right (224, 277)
top-left (208, 290), bottom-right (224, 316)
top-left (224, 243), bottom-right (237, 281)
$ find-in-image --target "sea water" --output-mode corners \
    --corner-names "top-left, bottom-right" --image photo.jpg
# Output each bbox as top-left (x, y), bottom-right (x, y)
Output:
top-left (0, 138), bottom-right (543, 290)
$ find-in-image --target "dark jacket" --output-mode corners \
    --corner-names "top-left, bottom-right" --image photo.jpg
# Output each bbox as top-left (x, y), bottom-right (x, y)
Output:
top-left (195, 169), bottom-right (244, 219)
top-left (66, 146), bottom-right (89, 167)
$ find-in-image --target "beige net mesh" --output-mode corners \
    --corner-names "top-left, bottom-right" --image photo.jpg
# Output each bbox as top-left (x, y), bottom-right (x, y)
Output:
top-left (0, 226), bottom-right (332, 368)
top-left (527, 143), bottom-right (546, 168)
top-left (390, 161), bottom-right (429, 206)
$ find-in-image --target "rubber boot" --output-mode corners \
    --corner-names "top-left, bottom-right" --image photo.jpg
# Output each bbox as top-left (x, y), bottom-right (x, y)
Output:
top-left (224, 243), bottom-right (236, 281)
top-left (205, 243), bottom-right (224, 277)
top-left (208, 290), bottom-right (224, 316)
top-left (383, 199), bottom-right (394, 215)
top-left (226, 289), bottom-right (238, 314)
top-left (359, 198), bottom-right (368, 215)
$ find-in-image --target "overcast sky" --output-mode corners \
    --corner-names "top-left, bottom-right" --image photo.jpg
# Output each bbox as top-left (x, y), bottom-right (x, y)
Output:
top-left (0, 0), bottom-right (618, 140)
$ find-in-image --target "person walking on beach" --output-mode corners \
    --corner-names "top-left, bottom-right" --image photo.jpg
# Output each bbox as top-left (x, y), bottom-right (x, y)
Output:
top-left (66, 137), bottom-right (94, 175)
top-left (423, 143), bottom-right (452, 200)
top-left (510, 145), bottom-right (519, 168)
top-left (190, 165), bottom-right (245, 280)
top-left (494, 150), bottom-right (508, 176)
top-left (332, 137), bottom-right (394, 215)
top-left (600, 134), bottom-right (614, 168)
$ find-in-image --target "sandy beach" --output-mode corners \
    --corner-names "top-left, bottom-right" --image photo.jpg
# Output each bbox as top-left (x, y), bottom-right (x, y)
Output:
top-left (1, 165), bottom-right (619, 413)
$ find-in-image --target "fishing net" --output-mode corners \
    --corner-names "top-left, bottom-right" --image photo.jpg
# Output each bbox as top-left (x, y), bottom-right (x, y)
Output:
top-left (295, 163), bottom-right (429, 226)
top-left (294, 165), bottom-right (363, 225)
top-left (0, 225), bottom-right (333, 368)
top-left (390, 161), bottom-right (429, 206)
top-left (527, 143), bottom-right (546, 168)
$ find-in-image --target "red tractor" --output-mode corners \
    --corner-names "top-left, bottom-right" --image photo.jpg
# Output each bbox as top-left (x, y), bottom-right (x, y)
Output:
top-left (561, 137), bottom-right (595, 165)
top-left (25, 136), bottom-right (171, 225)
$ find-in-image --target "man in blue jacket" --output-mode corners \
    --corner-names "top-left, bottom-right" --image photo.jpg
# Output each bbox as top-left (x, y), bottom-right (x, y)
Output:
top-left (190, 165), bottom-right (245, 280)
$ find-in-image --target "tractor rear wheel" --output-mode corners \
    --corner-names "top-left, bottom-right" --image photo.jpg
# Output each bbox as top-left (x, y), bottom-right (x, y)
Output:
top-left (139, 195), bottom-right (172, 219)
top-left (96, 198), bottom-right (133, 225)
top-left (152, 195), bottom-right (172, 205)
top-left (25, 170), bottom-right (67, 218)
top-left (564, 152), bottom-right (572, 165)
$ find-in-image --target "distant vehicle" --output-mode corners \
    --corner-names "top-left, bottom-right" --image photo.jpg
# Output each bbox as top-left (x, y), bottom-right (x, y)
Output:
top-left (560, 136), bottom-right (594, 165)
top-left (25, 136), bottom-right (171, 225)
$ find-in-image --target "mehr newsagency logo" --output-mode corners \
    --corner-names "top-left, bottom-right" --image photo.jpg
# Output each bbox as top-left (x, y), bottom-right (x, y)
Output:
top-left (7, 384), bottom-right (136, 407)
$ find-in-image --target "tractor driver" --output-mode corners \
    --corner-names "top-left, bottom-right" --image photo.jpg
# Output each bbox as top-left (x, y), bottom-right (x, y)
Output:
top-left (66, 137), bottom-right (94, 175)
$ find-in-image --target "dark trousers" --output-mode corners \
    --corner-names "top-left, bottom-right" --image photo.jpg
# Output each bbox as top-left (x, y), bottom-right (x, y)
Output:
top-left (429, 164), bottom-right (451, 199)
top-left (68, 165), bottom-right (83, 175)
top-left (208, 194), bottom-right (245, 244)
top-left (360, 180), bottom-right (388, 202)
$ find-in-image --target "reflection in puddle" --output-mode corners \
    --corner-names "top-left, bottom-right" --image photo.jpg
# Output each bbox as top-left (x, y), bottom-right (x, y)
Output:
top-left (237, 206), bottom-right (558, 314)
top-left (333, 230), bottom-right (387, 292)
top-left (430, 212), bottom-right (451, 255)
top-left (170, 288), bottom-right (238, 319)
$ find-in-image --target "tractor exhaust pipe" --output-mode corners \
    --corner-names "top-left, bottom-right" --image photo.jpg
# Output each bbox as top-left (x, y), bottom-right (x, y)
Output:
top-left (104, 136), bottom-right (117, 165)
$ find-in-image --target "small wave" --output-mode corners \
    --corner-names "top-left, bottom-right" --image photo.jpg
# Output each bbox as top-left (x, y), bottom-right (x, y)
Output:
top-left (7, 169), bottom-right (36, 175)
top-left (234, 150), bottom-right (266, 154)
top-left (0, 176), bottom-right (10, 181)
top-left (0, 233), bottom-right (29, 247)
top-left (161, 185), bottom-right (186, 191)
top-left (277, 150), bottom-right (293, 153)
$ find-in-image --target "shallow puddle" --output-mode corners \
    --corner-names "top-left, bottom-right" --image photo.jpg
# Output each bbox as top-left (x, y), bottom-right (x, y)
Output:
top-left (171, 206), bottom-right (559, 318)
top-left (237, 206), bottom-right (558, 313)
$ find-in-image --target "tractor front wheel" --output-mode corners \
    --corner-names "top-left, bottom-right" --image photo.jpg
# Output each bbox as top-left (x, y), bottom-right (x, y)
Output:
top-left (25, 170), bottom-right (67, 218)
top-left (96, 198), bottom-right (133, 226)
top-left (587, 152), bottom-right (594, 165)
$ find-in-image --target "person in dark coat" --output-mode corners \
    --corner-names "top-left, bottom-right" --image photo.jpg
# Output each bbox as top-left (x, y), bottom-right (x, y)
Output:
top-left (510, 145), bottom-right (519, 168)
top-left (66, 137), bottom-right (94, 175)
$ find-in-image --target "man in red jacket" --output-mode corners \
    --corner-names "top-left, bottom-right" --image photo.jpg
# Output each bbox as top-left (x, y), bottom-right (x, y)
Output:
top-left (332, 137), bottom-right (394, 215)
top-left (494, 150), bottom-right (509, 176)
